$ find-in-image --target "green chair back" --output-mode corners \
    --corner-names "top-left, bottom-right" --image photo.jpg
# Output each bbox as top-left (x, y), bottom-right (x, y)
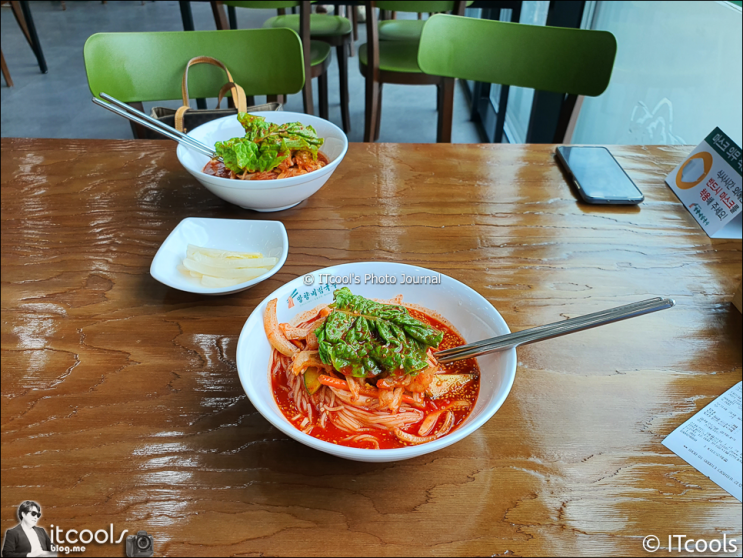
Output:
top-left (222, 1), bottom-right (300, 8)
top-left (417, 15), bottom-right (616, 97)
top-left (376, 1), bottom-right (462, 13)
top-left (84, 28), bottom-right (304, 103)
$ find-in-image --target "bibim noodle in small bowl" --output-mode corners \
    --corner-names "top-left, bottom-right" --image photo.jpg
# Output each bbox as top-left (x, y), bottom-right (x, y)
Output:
top-left (236, 262), bottom-right (517, 462)
top-left (177, 111), bottom-right (348, 212)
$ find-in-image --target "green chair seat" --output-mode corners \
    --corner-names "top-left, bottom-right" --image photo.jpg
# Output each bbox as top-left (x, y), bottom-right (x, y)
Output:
top-left (377, 1), bottom-right (462, 11)
top-left (309, 39), bottom-right (331, 66)
top-left (359, 41), bottom-right (422, 73)
top-left (378, 19), bottom-right (426, 42)
top-left (264, 14), bottom-right (352, 37)
top-left (223, 0), bottom-right (298, 8)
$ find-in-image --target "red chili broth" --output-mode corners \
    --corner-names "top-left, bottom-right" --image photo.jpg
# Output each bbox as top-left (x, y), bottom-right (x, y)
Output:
top-left (203, 159), bottom-right (231, 178)
top-left (271, 309), bottom-right (480, 450)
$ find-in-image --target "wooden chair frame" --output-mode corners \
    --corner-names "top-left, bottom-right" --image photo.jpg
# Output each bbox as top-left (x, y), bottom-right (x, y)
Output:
top-left (361, 0), bottom-right (464, 142)
top-left (212, 1), bottom-right (331, 119)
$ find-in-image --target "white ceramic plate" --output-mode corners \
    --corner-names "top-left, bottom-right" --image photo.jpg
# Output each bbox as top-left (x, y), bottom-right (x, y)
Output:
top-left (177, 112), bottom-right (348, 212)
top-left (150, 217), bottom-right (288, 295)
top-left (236, 261), bottom-right (517, 462)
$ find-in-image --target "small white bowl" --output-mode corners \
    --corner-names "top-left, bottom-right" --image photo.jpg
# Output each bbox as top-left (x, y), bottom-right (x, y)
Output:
top-left (150, 217), bottom-right (288, 295)
top-left (177, 112), bottom-right (348, 212)
top-left (235, 262), bottom-right (517, 462)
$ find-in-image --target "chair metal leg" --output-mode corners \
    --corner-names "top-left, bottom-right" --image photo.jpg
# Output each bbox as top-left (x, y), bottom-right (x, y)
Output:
top-left (352, 6), bottom-right (359, 40)
top-left (494, 84), bottom-right (509, 143)
top-left (227, 5), bottom-right (238, 29)
top-left (351, 7), bottom-right (358, 57)
top-left (436, 78), bottom-right (454, 143)
top-left (318, 72), bottom-right (329, 120)
top-left (12, 2), bottom-right (47, 74)
top-left (336, 42), bottom-right (351, 133)
top-left (374, 83), bottom-right (383, 141)
top-left (364, 80), bottom-right (379, 142)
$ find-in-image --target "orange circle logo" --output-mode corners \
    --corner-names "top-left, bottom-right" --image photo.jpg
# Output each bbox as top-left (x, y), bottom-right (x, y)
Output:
top-left (675, 152), bottom-right (713, 190)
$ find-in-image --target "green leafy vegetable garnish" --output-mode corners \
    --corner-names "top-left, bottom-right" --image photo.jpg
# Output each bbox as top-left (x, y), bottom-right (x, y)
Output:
top-left (214, 112), bottom-right (325, 174)
top-left (315, 288), bottom-right (444, 378)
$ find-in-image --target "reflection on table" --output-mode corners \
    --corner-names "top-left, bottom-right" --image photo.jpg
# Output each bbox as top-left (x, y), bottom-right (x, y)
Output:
top-left (1, 138), bottom-right (741, 556)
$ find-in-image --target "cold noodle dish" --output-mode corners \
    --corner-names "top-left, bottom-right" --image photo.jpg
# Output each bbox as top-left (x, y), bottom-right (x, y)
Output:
top-left (203, 112), bottom-right (329, 180)
top-left (263, 288), bottom-right (480, 449)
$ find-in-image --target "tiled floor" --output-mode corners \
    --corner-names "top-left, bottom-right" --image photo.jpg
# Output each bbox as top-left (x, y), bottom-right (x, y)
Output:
top-left (0, 1), bottom-right (482, 143)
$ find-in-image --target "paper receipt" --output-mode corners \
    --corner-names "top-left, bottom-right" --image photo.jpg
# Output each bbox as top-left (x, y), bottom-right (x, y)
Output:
top-left (662, 382), bottom-right (742, 501)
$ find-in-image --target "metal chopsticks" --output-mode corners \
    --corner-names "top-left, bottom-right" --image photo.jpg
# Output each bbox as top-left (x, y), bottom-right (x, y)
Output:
top-left (433, 297), bottom-right (675, 364)
top-left (91, 92), bottom-right (218, 159)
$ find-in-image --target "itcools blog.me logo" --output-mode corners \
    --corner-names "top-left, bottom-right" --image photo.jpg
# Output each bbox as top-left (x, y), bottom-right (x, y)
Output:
top-left (1, 500), bottom-right (154, 557)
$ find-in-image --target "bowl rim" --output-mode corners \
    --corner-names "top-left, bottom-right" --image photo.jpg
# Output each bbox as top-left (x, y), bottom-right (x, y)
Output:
top-left (235, 261), bottom-right (518, 461)
top-left (176, 111), bottom-right (349, 191)
top-left (149, 217), bottom-right (289, 295)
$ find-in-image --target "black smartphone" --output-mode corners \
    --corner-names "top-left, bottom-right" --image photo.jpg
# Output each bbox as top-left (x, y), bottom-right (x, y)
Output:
top-left (555, 146), bottom-right (644, 205)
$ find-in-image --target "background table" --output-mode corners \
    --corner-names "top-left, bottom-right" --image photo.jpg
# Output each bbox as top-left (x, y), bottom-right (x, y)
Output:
top-left (2, 138), bottom-right (741, 556)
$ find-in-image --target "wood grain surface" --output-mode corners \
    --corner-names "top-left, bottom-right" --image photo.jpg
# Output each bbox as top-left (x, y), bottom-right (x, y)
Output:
top-left (2, 138), bottom-right (741, 557)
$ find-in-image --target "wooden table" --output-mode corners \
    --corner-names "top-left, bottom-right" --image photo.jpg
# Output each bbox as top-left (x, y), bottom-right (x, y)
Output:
top-left (2, 138), bottom-right (741, 557)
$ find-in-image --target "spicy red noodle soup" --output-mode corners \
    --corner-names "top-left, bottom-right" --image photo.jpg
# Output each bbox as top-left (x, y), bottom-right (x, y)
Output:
top-left (266, 296), bottom-right (480, 450)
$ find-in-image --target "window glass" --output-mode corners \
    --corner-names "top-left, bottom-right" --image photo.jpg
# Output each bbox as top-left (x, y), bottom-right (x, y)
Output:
top-left (500, 1), bottom-right (550, 142)
top-left (573, 1), bottom-right (743, 145)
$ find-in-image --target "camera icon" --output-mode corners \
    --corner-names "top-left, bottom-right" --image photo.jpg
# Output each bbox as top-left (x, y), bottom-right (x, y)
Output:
top-left (126, 530), bottom-right (154, 557)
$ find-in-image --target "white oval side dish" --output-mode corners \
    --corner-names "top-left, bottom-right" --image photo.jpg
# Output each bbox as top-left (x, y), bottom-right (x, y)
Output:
top-left (150, 217), bottom-right (288, 295)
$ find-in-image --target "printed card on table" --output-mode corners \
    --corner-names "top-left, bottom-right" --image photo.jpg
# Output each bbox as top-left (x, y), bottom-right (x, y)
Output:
top-left (665, 128), bottom-right (742, 239)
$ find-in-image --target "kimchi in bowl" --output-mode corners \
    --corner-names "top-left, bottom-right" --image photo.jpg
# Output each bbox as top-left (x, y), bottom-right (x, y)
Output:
top-left (176, 112), bottom-right (347, 212)
top-left (235, 262), bottom-right (517, 462)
